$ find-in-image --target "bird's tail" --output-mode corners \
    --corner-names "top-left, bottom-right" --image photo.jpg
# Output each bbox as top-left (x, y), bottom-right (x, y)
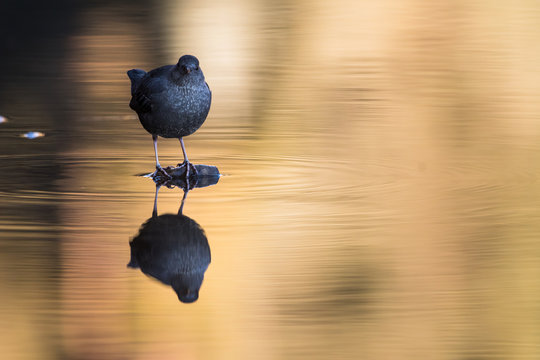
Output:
top-left (127, 69), bottom-right (146, 95)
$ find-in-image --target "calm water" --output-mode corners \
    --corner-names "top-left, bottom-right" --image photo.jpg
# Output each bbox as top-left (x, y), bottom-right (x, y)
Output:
top-left (2, 1), bottom-right (540, 359)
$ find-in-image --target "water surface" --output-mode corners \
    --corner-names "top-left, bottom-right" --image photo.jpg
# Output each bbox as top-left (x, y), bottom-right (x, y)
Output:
top-left (1, 1), bottom-right (540, 359)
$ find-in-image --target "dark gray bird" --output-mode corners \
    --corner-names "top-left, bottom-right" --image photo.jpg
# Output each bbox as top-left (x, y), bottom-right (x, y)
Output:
top-left (128, 186), bottom-right (211, 303)
top-left (127, 55), bottom-right (212, 178)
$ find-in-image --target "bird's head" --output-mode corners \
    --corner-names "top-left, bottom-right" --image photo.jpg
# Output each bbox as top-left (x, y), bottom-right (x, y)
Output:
top-left (176, 55), bottom-right (200, 75)
top-left (175, 287), bottom-right (200, 303)
top-left (171, 272), bottom-right (204, 303)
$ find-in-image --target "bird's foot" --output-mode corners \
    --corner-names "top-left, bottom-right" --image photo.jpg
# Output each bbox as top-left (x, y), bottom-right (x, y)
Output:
top-left (151, 165), bottom-right (172, 182)
top-left (177, 161), bottom-right (198, 186)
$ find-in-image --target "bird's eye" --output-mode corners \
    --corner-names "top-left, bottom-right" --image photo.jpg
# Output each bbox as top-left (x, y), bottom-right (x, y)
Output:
top-left (195, 66), bottom-right (199, 71)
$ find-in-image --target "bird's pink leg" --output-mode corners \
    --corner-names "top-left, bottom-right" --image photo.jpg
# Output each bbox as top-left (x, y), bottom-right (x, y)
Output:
top-left (152, 135), bottom-right (171, 179)
top-left (178, 138), bottom-right (197, 179)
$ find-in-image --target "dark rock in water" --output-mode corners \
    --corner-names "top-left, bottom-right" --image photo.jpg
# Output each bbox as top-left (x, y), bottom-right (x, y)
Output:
top-left (168, 164), bottom-right (219, 177)
top-left (152, 163), bottom-right (220, 188)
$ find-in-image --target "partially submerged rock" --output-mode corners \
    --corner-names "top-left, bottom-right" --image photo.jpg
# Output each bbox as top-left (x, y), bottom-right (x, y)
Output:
top-left (166, 164), bottom-right (220, 178)
top-left (152, 164), bottom-right (220, 189)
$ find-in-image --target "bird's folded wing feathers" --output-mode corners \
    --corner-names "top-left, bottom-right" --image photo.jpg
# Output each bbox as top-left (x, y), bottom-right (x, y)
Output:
top-left (129, 76), bottom-right (169, 114)
top-left (130, 91), bottom-right (152, 113)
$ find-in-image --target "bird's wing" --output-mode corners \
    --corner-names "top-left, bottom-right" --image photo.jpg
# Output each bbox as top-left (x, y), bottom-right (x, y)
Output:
top-left (129, 66), bottom-right (172, 114)
top-left (129, 89), bottom-right (153, 113)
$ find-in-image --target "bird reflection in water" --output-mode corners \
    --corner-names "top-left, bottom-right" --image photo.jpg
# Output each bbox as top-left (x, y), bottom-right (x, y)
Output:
top-left (128, 166), bottom-right (219, 303)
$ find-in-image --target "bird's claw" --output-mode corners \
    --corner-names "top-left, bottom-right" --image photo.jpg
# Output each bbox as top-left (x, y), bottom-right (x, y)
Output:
top-left (177, 161), bottom-right (198, 176)
top-left (152, 165), bottom-right (172, 181)
top-left (177, 161), bottom-right (198, 189)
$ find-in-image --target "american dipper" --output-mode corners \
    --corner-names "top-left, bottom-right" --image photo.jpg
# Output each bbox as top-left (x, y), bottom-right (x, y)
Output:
top-left (127, 55), bottom-right (212, 178)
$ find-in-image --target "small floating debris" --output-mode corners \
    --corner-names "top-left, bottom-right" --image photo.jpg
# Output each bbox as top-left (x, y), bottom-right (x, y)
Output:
top-left (0, 115), bottom-right (7, 124)
top-left (21, 131), bottom-right (45, 139)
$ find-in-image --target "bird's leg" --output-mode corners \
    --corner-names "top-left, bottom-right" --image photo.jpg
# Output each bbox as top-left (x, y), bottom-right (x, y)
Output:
top-left (178, 187), bottom-right (189, 215)
top-left (178, 137), bottom-right (198, 180)
top-left (152, 184), bottom-right (161, 218)
top-left (153, 134), bottom-right (163, 170)
top-left (152, 135), bottom-right (171, 180)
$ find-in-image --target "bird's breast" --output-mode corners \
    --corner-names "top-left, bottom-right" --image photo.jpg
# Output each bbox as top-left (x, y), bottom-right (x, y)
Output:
top-left (139, 83), bottom-right (211, 138)
top-left (160, 85), bottom-right (210, 112)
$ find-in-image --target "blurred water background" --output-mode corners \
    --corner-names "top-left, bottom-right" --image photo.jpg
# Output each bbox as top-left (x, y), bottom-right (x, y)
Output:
top-left (1, 1), bottom-right (540, 359)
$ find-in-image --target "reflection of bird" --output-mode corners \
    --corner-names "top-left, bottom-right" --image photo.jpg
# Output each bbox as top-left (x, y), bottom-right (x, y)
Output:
top-left (128, 186), bottom-right (211, 303)
top-left (127, 55), bottom-right (212, 179)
